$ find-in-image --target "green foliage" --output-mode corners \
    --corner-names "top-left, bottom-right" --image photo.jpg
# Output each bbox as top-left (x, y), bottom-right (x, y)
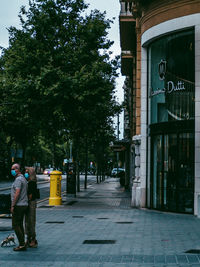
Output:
top-left (0, 0), bottom-right (120, 169)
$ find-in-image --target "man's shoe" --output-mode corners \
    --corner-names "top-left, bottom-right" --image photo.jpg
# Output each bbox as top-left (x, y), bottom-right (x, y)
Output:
top-left (13, 246), bottom-right (26, 251)
top-left (29, 240), bottom-right (38, 248)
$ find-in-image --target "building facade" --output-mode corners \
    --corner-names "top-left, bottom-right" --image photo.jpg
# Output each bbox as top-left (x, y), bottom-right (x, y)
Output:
top-left (119, 0), bottom-right (200, 215)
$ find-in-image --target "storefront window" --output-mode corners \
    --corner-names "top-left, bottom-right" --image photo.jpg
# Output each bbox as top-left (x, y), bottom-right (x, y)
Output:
top-left (151, 133), bottom-right (194, 213)
top-left (148, 29), bottom-right (195, 213)
top-left (148, 29), bottom-right (195, 124)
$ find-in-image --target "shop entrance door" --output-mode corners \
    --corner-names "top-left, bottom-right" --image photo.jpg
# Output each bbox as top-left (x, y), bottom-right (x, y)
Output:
top-left (151, 132), bottom-right (194, 213)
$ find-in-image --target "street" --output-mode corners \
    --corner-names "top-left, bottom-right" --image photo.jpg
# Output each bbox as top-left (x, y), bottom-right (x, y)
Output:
top-left (0, 174), bottom-right (98, 202)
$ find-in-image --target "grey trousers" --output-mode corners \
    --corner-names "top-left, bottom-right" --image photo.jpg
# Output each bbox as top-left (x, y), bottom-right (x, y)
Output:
top-left (25, 200), bottom-right (36, 241)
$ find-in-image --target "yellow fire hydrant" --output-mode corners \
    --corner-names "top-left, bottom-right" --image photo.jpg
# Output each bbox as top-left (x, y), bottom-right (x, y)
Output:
top-left (49, 170), bottom-right (62, 205)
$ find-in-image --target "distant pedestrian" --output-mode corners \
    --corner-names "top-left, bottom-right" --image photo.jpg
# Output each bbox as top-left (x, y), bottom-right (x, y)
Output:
top-left (24, 167), bottom-right (38, 248)
top-left (11, 163), bottom-right (28, 251)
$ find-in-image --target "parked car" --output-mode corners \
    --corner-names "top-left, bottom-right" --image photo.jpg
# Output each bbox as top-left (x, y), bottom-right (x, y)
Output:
top-left (43, 169), bottom-right (49, 175)
top-left (111, 168), bottom-right (125, 177)
top-left (48, 168), bottom-right (54, 176)
top-left (43, 168), bottom-right (54, 176)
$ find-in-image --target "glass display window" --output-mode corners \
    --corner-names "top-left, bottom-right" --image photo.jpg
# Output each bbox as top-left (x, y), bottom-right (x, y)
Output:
top-left (148, 29), bottom-right (195, 213)
top-left (148, 29), bottom-right (195, 124)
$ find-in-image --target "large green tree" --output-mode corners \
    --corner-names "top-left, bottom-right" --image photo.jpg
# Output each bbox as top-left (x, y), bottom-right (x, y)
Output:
top-left (0, 0), bottom-right (120, 172)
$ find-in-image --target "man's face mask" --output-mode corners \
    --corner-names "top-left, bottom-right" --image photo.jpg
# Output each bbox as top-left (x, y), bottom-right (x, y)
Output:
top-left (11, 170), bottom-right (16, 176)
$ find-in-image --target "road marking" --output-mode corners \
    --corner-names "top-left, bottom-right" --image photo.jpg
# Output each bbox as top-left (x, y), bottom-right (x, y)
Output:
top-left (37, 190), bottom-right (66, 205)
top-left (0, 187), bottom-right (10, 192)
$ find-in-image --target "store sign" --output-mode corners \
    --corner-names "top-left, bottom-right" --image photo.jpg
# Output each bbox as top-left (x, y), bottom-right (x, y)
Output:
top-left (111, 145), bottom-right (126, 152)
top-left (151, 88), bottom-right (165, 96)
top-left (158, 59), bottom-right (166, 80)
top-left (167, 80), bottom-right (185, 93)
top-left (151, 80), bottom-right (185, 96)
top-left (151, 60), bottom-right (185, 96)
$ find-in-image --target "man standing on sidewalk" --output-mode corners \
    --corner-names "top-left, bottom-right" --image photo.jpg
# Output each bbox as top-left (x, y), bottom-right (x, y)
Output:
top-left (11, 163), bottom-right (28, 251)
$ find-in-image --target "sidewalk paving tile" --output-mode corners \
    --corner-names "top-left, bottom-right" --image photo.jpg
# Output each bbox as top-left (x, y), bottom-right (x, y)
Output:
top-left (187, 255), bottom-right (200, 263)
top-left (1, 177), bottom-right (200, 266)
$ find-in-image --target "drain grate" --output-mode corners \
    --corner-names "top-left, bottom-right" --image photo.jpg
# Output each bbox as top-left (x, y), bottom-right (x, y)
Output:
top-left (115, 222), bottom-right (133, 224)
top-left (67, 201), bottom-right (77, 205)
top-left (45, 221), bottom-right (65, 224)
top-left (185, 249), bottom-right (200, 254)
top-left (72, 216), bottom-right (84, 218)
top-left (97, 218), bottom-right (109, 220)
top-left (83, 240), bottom-right (116, 244)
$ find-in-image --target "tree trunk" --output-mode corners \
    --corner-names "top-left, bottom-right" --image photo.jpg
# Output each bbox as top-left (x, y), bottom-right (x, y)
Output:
top-left (84, 137), bottom-right (88, 189)
top-left (96, 163), bottom-right (99, 184)
top-left (75, 146), bottom-right (80, 192)
top-left (21, 142), bottom-right (27, 170)
top-left (76, 158), bottom-right (80, 192)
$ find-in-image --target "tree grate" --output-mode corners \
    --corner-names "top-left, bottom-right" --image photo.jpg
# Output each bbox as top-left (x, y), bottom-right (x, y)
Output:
top-left (185, 249), bottom-right (200, 254)
top-left (83, 240), bottom-right (116, 244)
top-left (45, 221), bottom-right (65, 224)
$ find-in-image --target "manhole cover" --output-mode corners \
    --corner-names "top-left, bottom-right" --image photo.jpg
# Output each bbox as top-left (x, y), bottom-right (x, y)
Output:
top-left (45, 221), bottom-right (65, 224)
top-left (83, 240), bottom-right (116, 244)
top-left (115, 222), bottom-right (133, 224)
top-left (185, 249), bottom-right (200, 254)
top-left (67, 201), bottom-right (77, 205)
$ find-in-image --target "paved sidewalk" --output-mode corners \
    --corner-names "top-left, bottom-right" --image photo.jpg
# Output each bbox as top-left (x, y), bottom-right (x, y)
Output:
top-left (1, 177), bottom-right (200, 266)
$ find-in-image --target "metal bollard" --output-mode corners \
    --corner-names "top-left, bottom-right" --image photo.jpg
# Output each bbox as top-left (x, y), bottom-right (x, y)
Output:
top-left (49, 170), bottom-right (62, 205)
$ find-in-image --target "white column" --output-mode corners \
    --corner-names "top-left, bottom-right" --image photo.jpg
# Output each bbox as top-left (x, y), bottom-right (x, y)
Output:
top-left (127, 2), bottom-right (132, 16)
top-left (140, 47), bottom-right (148, 207)
top-left (120, 2), bottom-right (126, 15)
top-left (131, 46), bottom-right (148, 208)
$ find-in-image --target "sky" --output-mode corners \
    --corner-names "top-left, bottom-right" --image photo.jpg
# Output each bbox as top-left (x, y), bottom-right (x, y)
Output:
top-left (0, 0), bottom-right (124, 137)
